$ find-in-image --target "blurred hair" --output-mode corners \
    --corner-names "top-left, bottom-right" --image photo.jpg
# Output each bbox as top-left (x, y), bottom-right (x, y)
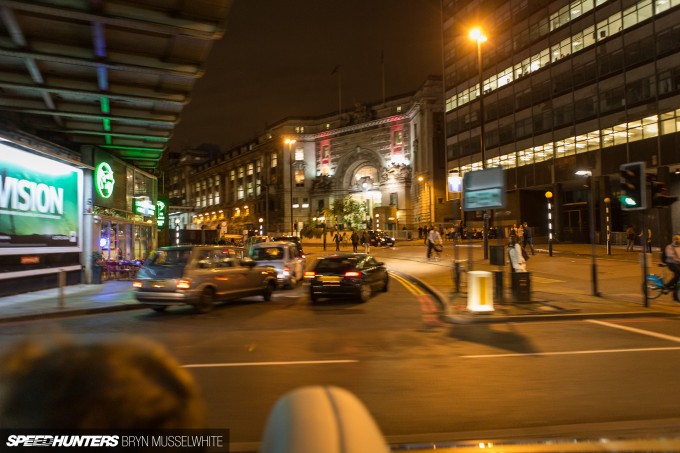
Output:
top-left (0, 336), bottom-right (205, 429)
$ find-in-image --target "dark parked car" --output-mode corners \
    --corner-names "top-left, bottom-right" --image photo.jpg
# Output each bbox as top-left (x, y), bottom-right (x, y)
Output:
top-left (368, 230), bottom-right (396, 247)
top-left (133, 245), bottom-right (277, 313)
top-left (305, 253), bottom-right (389, 303)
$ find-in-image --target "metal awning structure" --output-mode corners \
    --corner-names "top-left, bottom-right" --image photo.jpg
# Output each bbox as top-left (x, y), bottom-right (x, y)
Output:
top-left (0, 0), bottom-right (233, 170)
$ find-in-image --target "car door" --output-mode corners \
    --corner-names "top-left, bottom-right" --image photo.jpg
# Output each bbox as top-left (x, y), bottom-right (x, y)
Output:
top-left (289, 244), bottom-right (305, 280)
top-left (212, 249), bottom-right (259, 298)
top-left (361, 257), bottom-right (383, 291)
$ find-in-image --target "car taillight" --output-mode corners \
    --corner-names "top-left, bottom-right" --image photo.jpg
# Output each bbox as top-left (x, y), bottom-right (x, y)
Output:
top-left (132, 280), bottom-right (142, 288)
top-left (176, 279), bottom-right (191, 289)
top-left (304, 271), bottom-right (316, 278)
top-left (344, 271), bottom-right (361, 278)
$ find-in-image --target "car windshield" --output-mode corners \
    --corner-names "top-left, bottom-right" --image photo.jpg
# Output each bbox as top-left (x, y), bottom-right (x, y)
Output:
top-left (314, 257), bottom-right (359, 273)
top-left (250, 246), bottom-right (284, 261)
top-left (147, 249), bottom-right (191, 268)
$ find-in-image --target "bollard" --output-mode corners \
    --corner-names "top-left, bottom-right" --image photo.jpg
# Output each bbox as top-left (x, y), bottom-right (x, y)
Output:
top-left (467, 271), bottom-right (494, 313)
top-left (453, 261), bottom-right (461, 293)
top-left (58, 269), bottom-right (66, 308)
top-left (494, 270), bottom-right (504, 303)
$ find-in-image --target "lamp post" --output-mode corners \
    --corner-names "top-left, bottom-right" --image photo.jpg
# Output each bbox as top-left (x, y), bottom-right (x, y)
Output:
top-left (576, 170), bottom-right (600, 297)
top-left (470, 27), bottom-right (489, 260)
top-left (545, 191), bottom-right (553, 256)
top-left (604, 197), bottom-right (611, 255)
top-left (285, 138), bottom-right (296, 236)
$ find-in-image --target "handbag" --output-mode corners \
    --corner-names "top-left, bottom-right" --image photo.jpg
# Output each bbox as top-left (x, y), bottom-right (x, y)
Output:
top-left (433, 243), bottom-right (443, 253)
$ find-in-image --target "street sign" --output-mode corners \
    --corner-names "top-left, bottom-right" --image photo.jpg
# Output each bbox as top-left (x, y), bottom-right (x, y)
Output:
top-left (463, 167), bottom-right (506, 211)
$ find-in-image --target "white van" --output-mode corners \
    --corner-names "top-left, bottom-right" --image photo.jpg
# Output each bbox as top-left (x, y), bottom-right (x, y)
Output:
top-left (248, 241), bottom-right (306, 289)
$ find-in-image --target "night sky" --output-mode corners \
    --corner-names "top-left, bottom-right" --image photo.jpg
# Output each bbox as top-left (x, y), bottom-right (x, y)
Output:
top-left (169, 0), bottom-right (443, 152)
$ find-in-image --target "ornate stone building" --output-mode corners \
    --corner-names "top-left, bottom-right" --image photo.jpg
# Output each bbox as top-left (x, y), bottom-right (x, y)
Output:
top-left (162, 76), bottom-right (444, 241)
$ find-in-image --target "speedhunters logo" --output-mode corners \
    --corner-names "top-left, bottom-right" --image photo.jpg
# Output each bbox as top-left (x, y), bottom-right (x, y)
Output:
top-left (7, 435), bottom-right (118, 447)
top-left (0, 430), bottom-right (229, 452)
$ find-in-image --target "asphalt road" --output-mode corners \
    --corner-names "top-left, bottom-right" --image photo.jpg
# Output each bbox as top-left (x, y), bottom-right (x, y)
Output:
top-left (1, 266), bottom-right (680, 452)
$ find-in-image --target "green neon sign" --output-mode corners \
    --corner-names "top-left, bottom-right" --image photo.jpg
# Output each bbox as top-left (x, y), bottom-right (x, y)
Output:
top-left (95, 162), bottom-right (115, 199)
top-left (157, 200), bottom-right (167, 229)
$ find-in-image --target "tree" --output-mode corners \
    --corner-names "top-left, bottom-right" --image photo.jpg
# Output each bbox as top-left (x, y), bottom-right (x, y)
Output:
top-left (327, 196), bottom-right (367, 229)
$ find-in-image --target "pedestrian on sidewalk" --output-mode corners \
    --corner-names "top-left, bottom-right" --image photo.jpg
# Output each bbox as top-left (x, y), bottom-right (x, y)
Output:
top-left (639, 228), bottom-right (652, 253)
top-left (361, 230), bottom-right (370, 253)
top-left (427, 227), bottom-right (442, 260)
top-left (508, 235), bottom-right (527, 272)
top-left (333, 230), bottom-right (342, 251)
top-left (522, 222), bottom-right (535, 255)
top-left (626, 225), bottom-right (636, 251)
top-left (350, 229), bottom-right (359, 253)
top-left (664, 235), bottom-right (680, 302)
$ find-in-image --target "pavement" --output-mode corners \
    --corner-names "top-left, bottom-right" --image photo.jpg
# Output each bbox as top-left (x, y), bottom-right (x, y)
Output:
top-left (0, 237), bottom-right (679, 324)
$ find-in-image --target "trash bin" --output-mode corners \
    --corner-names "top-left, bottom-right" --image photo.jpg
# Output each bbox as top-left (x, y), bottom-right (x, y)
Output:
top-left (91, 265), bottom-right (103, 284)
top-left (467, 271), bottom-right (494, 312)
top-left (489, 244), bottom-right (505, 265)
top-left (511, 271), bottom-right (531, 302)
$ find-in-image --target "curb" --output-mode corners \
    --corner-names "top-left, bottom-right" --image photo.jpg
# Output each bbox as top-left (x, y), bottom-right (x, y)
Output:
top-left (0, 304), bottom-right (143, 325)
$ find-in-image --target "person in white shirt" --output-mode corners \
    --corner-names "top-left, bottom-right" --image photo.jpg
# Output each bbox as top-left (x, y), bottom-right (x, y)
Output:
top-left (508, 235), bottom-right (527, 272)
top-left (427, 228), bottom-right (442, 260)
top-left (664, 234), bottom-right (680, 302)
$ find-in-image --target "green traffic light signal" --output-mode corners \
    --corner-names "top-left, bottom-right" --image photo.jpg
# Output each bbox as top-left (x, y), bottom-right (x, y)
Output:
top-left (619, 162), bottom-right (646, 211)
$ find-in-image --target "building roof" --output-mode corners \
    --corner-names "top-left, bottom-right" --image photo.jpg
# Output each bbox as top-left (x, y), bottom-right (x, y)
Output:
top-left (0, 0), bottom-right (233, 170)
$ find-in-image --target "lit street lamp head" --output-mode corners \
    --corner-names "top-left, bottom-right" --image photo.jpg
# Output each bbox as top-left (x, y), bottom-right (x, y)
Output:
top-left (469, 27), bottom-right (487, 43)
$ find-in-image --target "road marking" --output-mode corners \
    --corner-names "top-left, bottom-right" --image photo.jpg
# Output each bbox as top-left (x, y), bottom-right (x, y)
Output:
top-left (462, 346), bottom-right (680, 358)
top-left (182, 359), bottom-right (358, 368)
top-left (390, 272), bottom-right (426, 295)
top-left (532, 276), bottom-right (564, 284)
top-left (586, 319), bottom-right (680, 343)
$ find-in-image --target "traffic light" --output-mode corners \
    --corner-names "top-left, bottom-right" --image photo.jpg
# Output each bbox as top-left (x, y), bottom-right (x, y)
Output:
top-left (649, 175), bottom-right (678, 208)
top-left (619, 162), bottom-right (646, 210)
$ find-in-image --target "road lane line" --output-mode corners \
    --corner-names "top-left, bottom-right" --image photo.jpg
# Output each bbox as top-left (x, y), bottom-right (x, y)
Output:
top-left (462, 346), bottom-right (680, 358)
top-left (390, 273), bottom-right (426, 295)
top-left (586, 319), bottom-right (680, 343)
top-left (182, 359), bottom-right (358, 368)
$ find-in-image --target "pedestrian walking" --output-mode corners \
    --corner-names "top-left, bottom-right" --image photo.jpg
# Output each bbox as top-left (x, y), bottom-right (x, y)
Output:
top-left (664, 235), bottom-right (680, 302)
top-left (427, 227), bottom-right (442, 260)
top-left (508, 235), bottom-right (527, 272)
top-left (361, 231), bottom-right (370, 253)
top-left (626, 225), bottom-right (636, 251)
top-left (333, 231), bottom-right (342, 251)
top-left (522, 222), bottom-right (535, 255)
top-left (350, 229), bottom-right (359, 253)
top-left (639, 228), bottom-right (652, 253)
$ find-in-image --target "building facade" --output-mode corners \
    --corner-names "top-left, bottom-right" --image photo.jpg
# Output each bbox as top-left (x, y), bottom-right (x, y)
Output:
top-left (442, 0), bottom-right (680, 246)
top-left (162, 77), bottom-right (445, 242)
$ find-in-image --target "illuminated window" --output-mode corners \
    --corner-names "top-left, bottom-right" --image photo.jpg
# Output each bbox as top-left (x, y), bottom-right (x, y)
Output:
top-left (247, 163), bottom-right (253, 176)
top-left (238, 166), bottom-right (245, 179)
top-left (230, 170), bottom-right (235, 181)
top-left (393, 131), bottom-right (403, 146)
top-left (295, 169), bottom-right (305, 186)
top-left (238, 185), bottom-right (244, 199)
top-left (271, 152), bottom-right (277, 168)
top-left (295, 147), bottom-right (304, 161)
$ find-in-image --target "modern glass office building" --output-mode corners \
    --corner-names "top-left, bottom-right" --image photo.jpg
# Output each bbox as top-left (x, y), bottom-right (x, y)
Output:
top-left (442, 0), bottom-right (680, 246)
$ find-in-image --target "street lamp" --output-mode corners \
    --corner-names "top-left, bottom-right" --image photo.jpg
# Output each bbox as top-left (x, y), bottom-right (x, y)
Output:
top-left (576, 170), bottom-right (600, 297)
top-left (470, 26), bottom-right (489, 260)
top-left (545, 191), bottom-right (553, 256)
top-left (285, 138), bottom-right (296, 236)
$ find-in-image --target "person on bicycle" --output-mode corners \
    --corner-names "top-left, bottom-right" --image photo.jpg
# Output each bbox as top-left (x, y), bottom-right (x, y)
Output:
top-left (664, 234), bottom-right (680, 302)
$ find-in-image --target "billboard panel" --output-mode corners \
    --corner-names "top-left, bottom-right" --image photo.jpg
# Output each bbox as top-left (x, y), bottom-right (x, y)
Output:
top-left (0, 145), bottom-right (83, 254)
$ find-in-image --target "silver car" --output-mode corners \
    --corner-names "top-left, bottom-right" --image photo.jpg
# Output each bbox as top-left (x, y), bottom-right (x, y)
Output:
top-left (133, 245), bottom-right (277, 313)
top-left (248, 241), bottom-right (306, 289)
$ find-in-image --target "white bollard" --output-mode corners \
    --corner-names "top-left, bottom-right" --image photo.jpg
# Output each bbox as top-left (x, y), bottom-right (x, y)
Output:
top-left (467, 270), bottom-right (494, 313)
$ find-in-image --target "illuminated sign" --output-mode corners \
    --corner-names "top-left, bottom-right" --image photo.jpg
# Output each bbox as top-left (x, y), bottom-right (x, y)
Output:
top-left (156, 200), bottom-right (167, 229)
top-left (0, 144), bottom-right (83, 254)
top-left (95, 162), bottom-right (115, 199)
top-left (133, 197), bottom-right (155, 216)
top-left (463, 167), bottom-right (506, 211)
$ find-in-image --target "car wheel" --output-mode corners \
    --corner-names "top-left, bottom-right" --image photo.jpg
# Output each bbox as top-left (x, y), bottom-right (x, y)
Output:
top-left (309, 291), bottom-right (319, 304)
top-left (151, 306), bottom-right (167, 313)
top-left (358, 283), bottom-right (372, 303)
top-left (195, 287), bottom-right (215, 313)
top-left (381, 275), bottom-right (389, 292)
top-left (262, 281), bottom-right (276, 301)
